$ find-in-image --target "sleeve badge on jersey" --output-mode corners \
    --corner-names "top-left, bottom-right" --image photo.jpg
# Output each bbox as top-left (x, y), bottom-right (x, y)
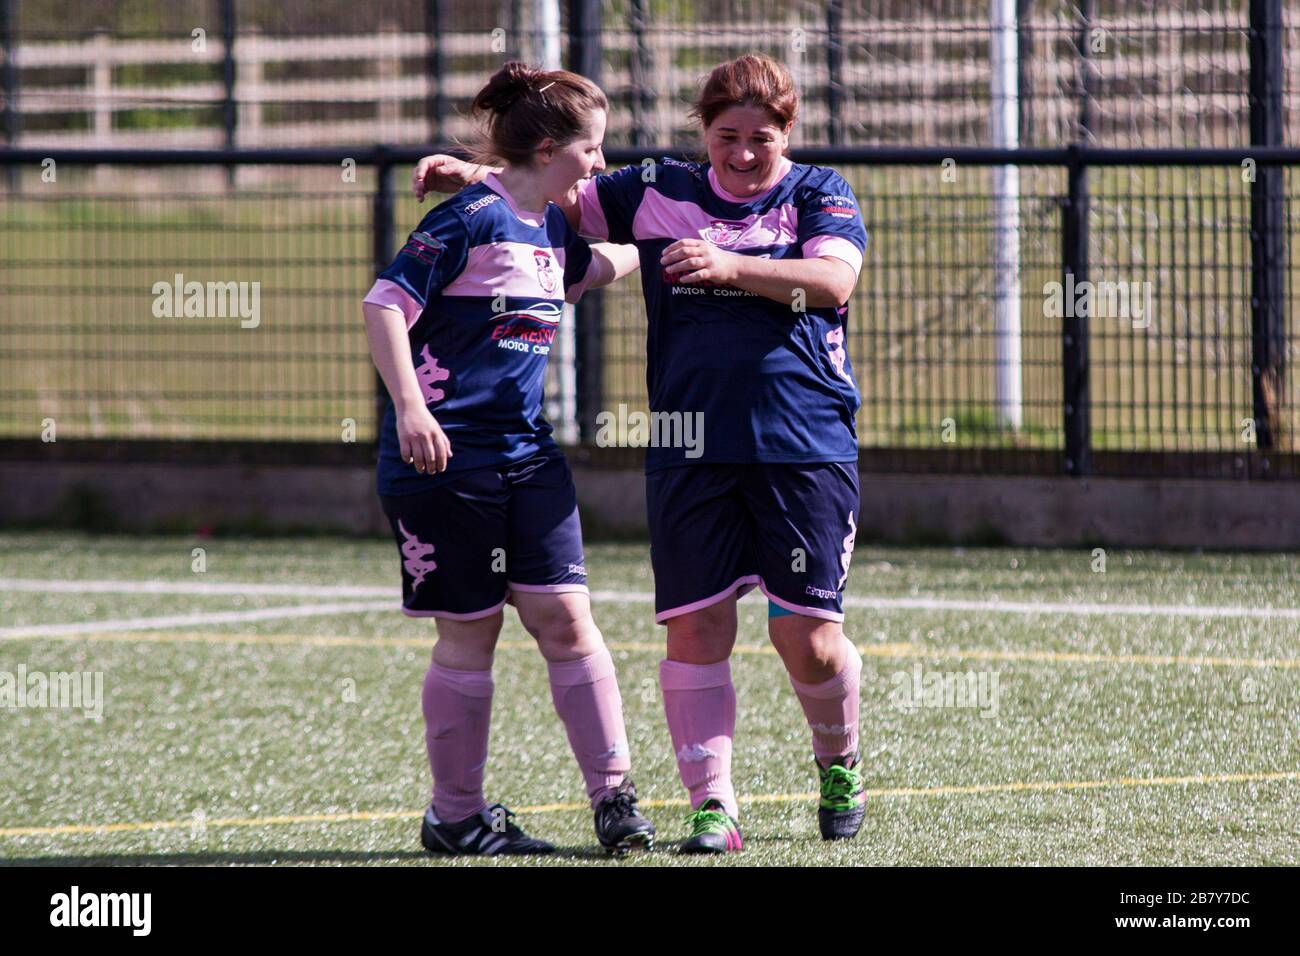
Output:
top-left (816, 194), bottom-right (859, 219)
top-left (399, 230), bottom-right (445, 265)
top-left (534, 249), bottom-right (557, 294)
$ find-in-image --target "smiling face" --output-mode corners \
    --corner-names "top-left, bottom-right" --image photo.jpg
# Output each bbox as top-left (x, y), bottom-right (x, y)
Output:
top-left (537, 107), bottom-right (607, 207)
top-left (705, 104), bottom-right (792, 198)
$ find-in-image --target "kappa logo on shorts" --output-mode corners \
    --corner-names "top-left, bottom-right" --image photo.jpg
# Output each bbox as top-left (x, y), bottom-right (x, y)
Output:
top-left (397, 520), bottom-right (437, 590)
top-left (836, 510), bottom-right (857, 591)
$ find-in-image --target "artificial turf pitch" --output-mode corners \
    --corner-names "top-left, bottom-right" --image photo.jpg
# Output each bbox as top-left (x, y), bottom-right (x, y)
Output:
top-left (0, 533), bottom-right (1296, 866)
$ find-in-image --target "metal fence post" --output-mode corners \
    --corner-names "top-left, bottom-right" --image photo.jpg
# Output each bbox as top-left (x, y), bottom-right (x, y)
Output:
top-left (221, 0), bottom-right (236, 185)
top-left (1, 0), bottom-right (18, 192)
top-left (372, 151), bottom-right (396, 443)
top-left (1249, 0), bottom-right (1285, 453)
top-left (570, 0), bottom-right (603, 445)
top-left (1062, 146), bottom-right (1091, 476)
top-left (826, 0), bottom-right (844, 146)
top-left (1061, 3), bottom-right (1096, 477)
top-left (425, 0), bottom-right (445, 143)
top-left (627, 0), bottom-right (652, 146)
top-left (1016, 0), bottom-right (1033, 145)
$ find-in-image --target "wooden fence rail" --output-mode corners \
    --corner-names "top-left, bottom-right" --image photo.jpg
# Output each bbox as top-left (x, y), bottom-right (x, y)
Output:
top-left (0, 12), bottom-right (1294, 149)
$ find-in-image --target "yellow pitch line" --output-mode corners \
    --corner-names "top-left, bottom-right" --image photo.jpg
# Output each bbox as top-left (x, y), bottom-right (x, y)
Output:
top-left (7, 627), bottom-right (1297, 670)
top-left (2, 770), bottom-right (1295, 840)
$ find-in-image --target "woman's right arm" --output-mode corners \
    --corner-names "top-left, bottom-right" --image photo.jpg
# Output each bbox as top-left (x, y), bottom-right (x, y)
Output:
top-left (412, 155), bottom-right (501, 202)
top-left (362, 302), bottom-right (452, 474)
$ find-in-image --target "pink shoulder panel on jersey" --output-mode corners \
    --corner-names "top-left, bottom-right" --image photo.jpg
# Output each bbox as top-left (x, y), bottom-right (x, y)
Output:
top-left (363, 278), bottom-right (423, 329)
top-left (443, 240), bottom-right (568, 299)
top-left (631, 189), bottom-right (799, 247)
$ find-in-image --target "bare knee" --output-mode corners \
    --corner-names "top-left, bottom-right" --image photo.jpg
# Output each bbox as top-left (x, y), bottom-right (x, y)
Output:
top-left (665, 600), bottom-right (737, 664)
top-left (514, 591), bottom-right (604, 662)
top-left (433, 612), bottom-right (504, 670)
top-left (768, 615), bottom-right (849, 684)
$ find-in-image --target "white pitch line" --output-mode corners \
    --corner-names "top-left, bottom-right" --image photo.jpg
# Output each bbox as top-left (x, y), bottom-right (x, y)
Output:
top-left (0, 601), bottom-right (394, 639)
top-left (0, 578), bottom-right (394, 599)
top-left (1, 577), bottom-right (1298, 633)
top-left (841, 594), bottom-right (1300, 621)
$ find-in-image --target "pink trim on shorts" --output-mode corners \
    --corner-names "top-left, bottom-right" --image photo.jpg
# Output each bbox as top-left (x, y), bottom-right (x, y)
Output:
top-left (506, 582), bottom-right (591, 595)
top-left (758, 579), bottom-right (845, 623)
top-left (401, 596), bottom-right (508, 621)
top-left (655, 575), bottom-right (760, 625)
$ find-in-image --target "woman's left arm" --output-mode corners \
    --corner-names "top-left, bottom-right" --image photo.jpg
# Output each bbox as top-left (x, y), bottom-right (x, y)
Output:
top-left (659, 239), bottom-right (857, 308)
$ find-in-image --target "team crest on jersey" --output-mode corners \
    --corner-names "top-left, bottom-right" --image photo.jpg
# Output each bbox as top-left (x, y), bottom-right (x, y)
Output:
top-left (534, 249), bottom-right (557, 294)
top-left (703, 220), bottom-right (744, 246)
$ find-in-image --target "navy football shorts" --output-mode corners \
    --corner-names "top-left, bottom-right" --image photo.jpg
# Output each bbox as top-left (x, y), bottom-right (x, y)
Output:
top-left (646, 462), bottom-right (859, 624)
top-left (379, 452), bottom-right (588, 620)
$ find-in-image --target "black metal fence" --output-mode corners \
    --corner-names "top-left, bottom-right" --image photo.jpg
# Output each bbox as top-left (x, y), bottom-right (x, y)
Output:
top-left (1, 142), bottom-right (1296, 479)
top-left (0, 0), bottom-right (1294, 480)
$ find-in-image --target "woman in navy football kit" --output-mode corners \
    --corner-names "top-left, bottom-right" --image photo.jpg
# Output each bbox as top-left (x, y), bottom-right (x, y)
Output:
top-left (415, 54), bottom-right (868, 853)
top-left (363, 62), bottom-right (652, 856)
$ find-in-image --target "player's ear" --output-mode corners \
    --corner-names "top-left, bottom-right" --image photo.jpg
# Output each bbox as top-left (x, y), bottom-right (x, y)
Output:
top-left (777, 121), bottom-right (793, 153)
top-left (536, 138), bottom-right (556, 164)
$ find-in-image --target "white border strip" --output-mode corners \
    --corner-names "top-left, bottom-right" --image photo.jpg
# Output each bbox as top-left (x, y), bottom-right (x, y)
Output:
top-left (1, 577), bottom-right (1298, 633)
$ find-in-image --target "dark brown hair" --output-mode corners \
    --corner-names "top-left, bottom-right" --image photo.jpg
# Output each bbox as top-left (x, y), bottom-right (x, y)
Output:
top-left (689, 54), bottom-right (799, 132)
top-left (467, 61), bottom-right (607, 166)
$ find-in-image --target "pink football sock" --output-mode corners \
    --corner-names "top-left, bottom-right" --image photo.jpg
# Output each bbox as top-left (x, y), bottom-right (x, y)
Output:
top-left (659, 658), bottom-right (739, 819)
top-left (422, 660), bottom-right (494, 823)
top-left (788, 640), bottom-right (862, 767)
top-left (547, 648), bottom-right (632, 806)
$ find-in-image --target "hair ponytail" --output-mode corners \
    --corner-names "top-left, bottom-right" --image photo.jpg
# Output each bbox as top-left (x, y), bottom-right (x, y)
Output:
top-left (465, 61), bottom-right (607, 166)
